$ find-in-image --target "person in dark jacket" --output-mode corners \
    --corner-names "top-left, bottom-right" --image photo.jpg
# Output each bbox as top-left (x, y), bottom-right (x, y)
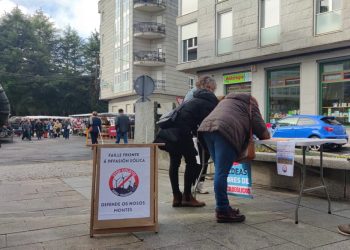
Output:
top-left (198, 93), bottom-right (270, 223)
top-left (115, 109), bottom-right (130, 144)
top-left (156, 76), bottom-right (218, 207)
top-left (35, 120), bottom-right (44, 140)
top-left (88, 111), bottom-right (102, 145)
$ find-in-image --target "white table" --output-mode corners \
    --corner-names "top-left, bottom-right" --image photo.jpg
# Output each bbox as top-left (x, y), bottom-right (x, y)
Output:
top-left (255, 138), bottom-right (347, 224)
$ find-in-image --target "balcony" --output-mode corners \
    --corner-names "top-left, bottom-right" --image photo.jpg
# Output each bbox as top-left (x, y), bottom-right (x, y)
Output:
top-left (134, 51), bottom-right (165, 67)
top-left (316, 10), bottom-right (342, 35)
top-left (217, 36), bottom-right (233, 55)
top-left (134, 22), bottom-right (165, 39)
top-left (133, 0), bottom-right (166, 12)
top-left (260, 25), bottom-right (280, 47)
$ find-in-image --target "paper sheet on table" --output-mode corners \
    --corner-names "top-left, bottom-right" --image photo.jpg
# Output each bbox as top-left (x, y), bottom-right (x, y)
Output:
top-left (276, 141), bottom-right (295, 177)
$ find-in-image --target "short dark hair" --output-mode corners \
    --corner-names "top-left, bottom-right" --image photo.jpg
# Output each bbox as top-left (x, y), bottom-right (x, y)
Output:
top-left (118, 109), bottom-right (124, 113)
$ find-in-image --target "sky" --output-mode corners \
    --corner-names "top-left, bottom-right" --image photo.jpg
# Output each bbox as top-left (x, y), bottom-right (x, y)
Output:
top-left (0, 0), bottom-right (100, 38)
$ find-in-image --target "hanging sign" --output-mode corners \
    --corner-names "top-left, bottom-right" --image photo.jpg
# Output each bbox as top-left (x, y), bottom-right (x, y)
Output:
top-left (227, 162), bottom-right (253, 199)
top-left (276, 141), bottom-right (295, 177)
top-left (223, 72), bottom-right (252, 84)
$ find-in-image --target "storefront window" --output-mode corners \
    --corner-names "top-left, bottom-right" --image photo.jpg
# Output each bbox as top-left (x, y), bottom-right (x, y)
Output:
top-left (321, 60), bottom-right (350, 125)
top-left (267, 67), bottom-right (300, 122)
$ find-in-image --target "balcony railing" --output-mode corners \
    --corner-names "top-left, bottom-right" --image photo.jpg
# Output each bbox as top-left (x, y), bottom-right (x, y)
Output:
top-left (217, 36), bottom-right (233, 55)
top-left (260, 25), bottom-right (280, 47)
top-left (134, 0), bottom-right (166, 12)
top-left (134, 22), bottom-right (165, 39)
top-left (316, 10), bottom-right (342, 34)
top-left (134, 51), bottom-right (165, 66)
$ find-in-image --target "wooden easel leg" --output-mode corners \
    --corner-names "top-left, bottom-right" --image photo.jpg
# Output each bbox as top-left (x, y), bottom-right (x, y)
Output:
top-left (90, 146), bottom-right (98, 238)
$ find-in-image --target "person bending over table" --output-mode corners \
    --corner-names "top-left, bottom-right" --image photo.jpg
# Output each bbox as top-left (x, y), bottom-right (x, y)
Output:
top-left (198, 93), bottom-right (270, 223)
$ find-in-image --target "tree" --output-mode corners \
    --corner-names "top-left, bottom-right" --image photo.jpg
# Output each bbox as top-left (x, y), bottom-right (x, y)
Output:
top-left (83, 31), bottom-right (107, 112)
top-left (0, 8), bottom-right (107, 116)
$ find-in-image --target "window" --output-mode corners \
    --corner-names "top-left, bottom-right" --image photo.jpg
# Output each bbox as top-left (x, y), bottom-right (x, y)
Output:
top-left (217, 11), bottom-right (233, 54)
top-left (298, 118), bottom-right (317, 126)
top-left (320, 60), bottom-right (350, 125)
top-left (189, 77), bottom-right (195, 89)
top-left (267, 67), bottom-right (300, 122)
top-left (315, 0), bottom-right (342, 34)
top-left (277, 117), bottom-right (298, 127)
top-left (181, 0), bottom-right (198, 15)
top-left (115, 49), bottom-right (120, 73)
top-left (181, 22), bottom-right (198, 62)
top-left (260, 0), bottom-right (280, 46)
top-left (122, 43), bottom-right (129, 70)
top-left (122, 0), bottom-right (130, 43)
top-left (115, 0), bottom-right (121, 47)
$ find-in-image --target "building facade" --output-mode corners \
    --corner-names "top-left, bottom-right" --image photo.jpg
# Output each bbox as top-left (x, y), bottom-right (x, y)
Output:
top-left (98, 0), bottom-right (193, 113)
top-left (177, 0), bottom-right (350, 125)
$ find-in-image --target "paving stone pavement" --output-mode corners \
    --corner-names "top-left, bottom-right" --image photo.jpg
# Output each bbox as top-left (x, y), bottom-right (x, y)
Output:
top-left (0, 157), bottom-right (350, 249)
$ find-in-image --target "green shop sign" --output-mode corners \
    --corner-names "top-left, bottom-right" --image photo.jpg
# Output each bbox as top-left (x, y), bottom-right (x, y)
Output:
top-left (224, 72), bottom-right (252, 84)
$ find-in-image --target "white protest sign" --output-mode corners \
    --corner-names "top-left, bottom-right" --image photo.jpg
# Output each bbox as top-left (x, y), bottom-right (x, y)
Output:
top-left (276, 141), bottom-right (295, 177)
top-left (98, 147), bottom-right (151, 220)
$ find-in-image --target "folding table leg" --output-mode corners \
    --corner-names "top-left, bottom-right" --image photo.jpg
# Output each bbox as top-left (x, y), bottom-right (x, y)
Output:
top-left (295, 146), bottom-right (307, 224)
top-left (193, 148), bottom-right (206, 198)
top-left (319, 144), bottom-right (332, 214)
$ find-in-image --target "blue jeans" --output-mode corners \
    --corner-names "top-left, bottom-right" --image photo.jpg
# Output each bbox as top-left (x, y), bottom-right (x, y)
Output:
top-left (116, 131), bottom-right (128, 144)
top-left (203, 131), bottom-right (237, 212)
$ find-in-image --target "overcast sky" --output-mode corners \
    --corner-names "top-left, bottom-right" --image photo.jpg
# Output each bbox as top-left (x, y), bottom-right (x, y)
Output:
top-left (0, 0), bottom-right (100, 38)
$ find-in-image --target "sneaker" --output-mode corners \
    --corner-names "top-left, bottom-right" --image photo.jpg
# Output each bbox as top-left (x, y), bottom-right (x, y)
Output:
top-left (196, 181), bottom-right (209, 194)
top-left (338, 224), bottom-right (350, 236)
top-left (216, 207), bottom-right (245, 223)
top-left (182, 194), bottom-right (206, 207)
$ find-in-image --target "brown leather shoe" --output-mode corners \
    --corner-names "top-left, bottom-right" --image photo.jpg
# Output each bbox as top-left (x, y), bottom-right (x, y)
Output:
top-left (216, 207), bottom-right (245, 223)
top-left (338, 224), bottom-right (350, 236)
top-left (172, 192), bottom-right (182, 207)
top-left (182, 194), bottom-right (206, 207)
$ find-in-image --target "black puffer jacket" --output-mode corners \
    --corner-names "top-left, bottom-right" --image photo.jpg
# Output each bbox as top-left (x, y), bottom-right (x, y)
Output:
top-left (173, 89), bottom-right (218, 137)
top-left (155, 89), bottom-right (218, 152)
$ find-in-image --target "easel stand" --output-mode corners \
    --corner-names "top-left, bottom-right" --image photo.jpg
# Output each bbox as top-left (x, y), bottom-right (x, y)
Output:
top-left (90, 144), bottom-right (160, 237)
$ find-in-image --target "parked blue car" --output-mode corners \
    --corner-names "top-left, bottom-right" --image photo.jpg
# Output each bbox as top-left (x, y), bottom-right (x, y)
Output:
top-left (271, 115), bottom-right (348, 150)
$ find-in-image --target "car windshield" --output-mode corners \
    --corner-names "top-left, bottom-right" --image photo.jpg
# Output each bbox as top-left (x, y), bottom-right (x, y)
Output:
top-left (321, 117), bottom-right (341, 125)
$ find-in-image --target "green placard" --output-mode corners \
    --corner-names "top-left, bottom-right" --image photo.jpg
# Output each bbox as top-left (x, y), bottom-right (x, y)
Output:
top-left (224, 72), bottom-right (252, 84)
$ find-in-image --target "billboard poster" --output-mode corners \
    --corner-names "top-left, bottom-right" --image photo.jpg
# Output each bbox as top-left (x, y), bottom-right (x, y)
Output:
top-left (98, 147), bottom-right (151, 220)
top-left (276, 141), bottom-right (295, 177)
top-left (227, 162), bottom-right (253, 199)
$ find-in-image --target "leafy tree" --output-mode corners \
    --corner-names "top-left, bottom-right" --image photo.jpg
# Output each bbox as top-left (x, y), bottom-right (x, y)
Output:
top-left (0, 8), bottom-right (107, 116)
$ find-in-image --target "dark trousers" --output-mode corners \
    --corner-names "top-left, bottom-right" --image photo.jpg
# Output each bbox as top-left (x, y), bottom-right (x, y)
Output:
top-left (90, 132), bottom-right (98, 144)
top-left (168, 139), bottom-right (200, 195)
top-left (197, 141), bottom-right (210, 182)
top-left (22, 130), bottom-right (31, 140)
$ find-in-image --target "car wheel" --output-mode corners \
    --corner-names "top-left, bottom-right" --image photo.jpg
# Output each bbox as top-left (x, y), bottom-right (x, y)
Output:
top-left (308, 136), bottom-right (321, 151)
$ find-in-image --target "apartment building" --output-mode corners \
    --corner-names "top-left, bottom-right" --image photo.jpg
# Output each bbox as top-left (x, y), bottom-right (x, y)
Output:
top-left (177, 0), bottom-right (350, 125)
top-left (98, 0), bottom-right (193, 113)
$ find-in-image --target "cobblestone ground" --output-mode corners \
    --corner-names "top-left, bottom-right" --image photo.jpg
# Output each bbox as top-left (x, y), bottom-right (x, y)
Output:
top-left (0, 136), bottom-right (350, 249)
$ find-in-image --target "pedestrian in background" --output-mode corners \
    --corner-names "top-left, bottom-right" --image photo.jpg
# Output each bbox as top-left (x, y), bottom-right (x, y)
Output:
top-left (21, 120), bottom-right (32, 141)
top-left (155, 76), bottom-right (218, 207)
top-left (63, 120), bottom-right (71, 139)
top-left (88, 111), bottom-right (102, 145)
top-left (115, 109), bottom-right (130, 144)
top-left (198, 93), bottom-right (270, 223)
top-left (35, 120), bottom-right (43, 140)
